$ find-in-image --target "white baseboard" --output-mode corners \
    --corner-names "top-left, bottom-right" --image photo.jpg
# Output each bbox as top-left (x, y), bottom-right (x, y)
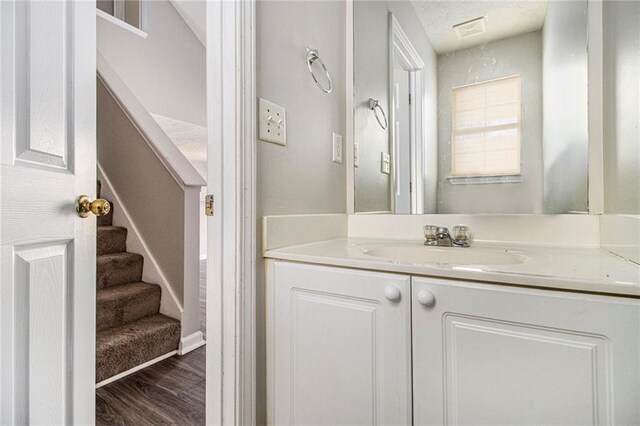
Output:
top-left (95, 350), bottom-right (177, 389)
top-left (179, 330), bottom-right (206, 355)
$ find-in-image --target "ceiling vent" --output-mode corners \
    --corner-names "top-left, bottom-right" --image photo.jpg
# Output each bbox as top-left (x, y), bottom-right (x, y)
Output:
top-left (453, 17), bottom-right (487, 40)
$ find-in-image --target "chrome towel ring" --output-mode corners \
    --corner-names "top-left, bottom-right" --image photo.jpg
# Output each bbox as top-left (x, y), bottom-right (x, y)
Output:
top-left (306, 48), bottom-right (332, 94)
top-left (369, 98), bottom-right (388, 130)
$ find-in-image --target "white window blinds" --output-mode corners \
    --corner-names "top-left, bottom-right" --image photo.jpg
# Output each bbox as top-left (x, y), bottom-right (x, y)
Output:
top-left (451, 75), bottom-right (522, 177)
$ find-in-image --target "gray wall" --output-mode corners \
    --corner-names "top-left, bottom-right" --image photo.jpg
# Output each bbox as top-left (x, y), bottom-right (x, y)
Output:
top-left (437, 31), bottom-right (544, 214)
top-left (542, 0), bottom-right (589, 213)
top-left (97, 0), bottom-right (206, 126)
top-left (603, 1), bottom-right (640, 214)
top-left (257, 2), bottom-right (346, 216)
top-left (97, 0), bottom-right (113, 15)
top-left (98, 83), bottom-right (187, 293)
top-left (354, 1), bottom-right (438, 213)
top-left (256, 1), bottom-right (347, 422)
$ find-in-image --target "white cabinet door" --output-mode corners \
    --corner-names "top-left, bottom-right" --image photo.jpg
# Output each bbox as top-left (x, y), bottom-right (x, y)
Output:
top-left (0, 1), bottom-right (96, 424)
top-left (270, 261), bottom-right (412, 425)
top-left (412, 277), bottom-right (640, 426)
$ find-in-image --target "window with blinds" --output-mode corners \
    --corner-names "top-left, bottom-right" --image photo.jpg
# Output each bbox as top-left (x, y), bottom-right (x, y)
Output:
top-left (451, 75), bottom-right (522, 178)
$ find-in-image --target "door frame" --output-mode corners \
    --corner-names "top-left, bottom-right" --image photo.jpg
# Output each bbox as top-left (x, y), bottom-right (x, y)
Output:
top-left (388, 13), bottom-right (425, 214)
top-left (206, 0), bottom-right (257, 425)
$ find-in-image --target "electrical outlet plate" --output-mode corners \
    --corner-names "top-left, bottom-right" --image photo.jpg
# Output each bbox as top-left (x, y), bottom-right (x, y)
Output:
top-left (381, 152), bottom-right (390, 174)
top-left (332, 132), bottom-right (343, 164)
top-left (258, 98), bottom-right (286, 146)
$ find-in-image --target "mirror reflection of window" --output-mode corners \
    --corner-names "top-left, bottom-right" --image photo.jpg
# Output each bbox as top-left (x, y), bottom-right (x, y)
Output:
top-left (97, 0), bottom-right (142, 30)
top-left (451, 76), bottom-right (522, 178)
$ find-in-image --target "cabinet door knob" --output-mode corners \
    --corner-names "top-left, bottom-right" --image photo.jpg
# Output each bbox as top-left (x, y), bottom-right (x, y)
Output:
top-left (384, 286), bottom-right (401, 302)
top-left (417, 290), bottom-right (435, 307)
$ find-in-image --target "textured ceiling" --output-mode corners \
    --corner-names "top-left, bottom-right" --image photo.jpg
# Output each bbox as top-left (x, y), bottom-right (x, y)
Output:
top-left (411, 0), bottom-right (548, 54)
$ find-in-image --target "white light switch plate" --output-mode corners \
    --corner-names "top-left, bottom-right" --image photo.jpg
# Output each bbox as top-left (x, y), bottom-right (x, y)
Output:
top-left (381, 152), bottom-right (390, 174)
top-left (332, 132), bottom-right (343, 164)
top-left (259, 98), bottom-right (286, 146)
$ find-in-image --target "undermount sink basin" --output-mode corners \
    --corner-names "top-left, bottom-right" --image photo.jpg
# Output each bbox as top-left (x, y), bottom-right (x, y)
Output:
top-left (361, 244), bottom-right (525, 266)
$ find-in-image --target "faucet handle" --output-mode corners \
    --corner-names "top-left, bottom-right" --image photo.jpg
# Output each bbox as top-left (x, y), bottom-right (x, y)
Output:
top-left (423, 225), bottom-right (438, 245)
top-left (452, 225), bottom-right (471, 247)
top-left (424, 224), bottom-right (438, 239)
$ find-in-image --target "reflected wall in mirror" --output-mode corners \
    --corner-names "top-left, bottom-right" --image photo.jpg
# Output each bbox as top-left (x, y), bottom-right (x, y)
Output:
top-left (603, 1), bottom-right (640, 215)
top-left (354, 0), bottom-right (590, 214)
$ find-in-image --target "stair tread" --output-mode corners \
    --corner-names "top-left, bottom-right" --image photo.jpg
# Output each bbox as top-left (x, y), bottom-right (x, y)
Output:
top-left (96, 314), bottom-right (181, 382)
top-left (97, 252), bottom-right (144, 289)
top-left (97, 225), bottom-right (126, 231)
top-left (97, 226), bottom-right (127, 255)
top-left (97, 281), bottom-right (159, 302)
top-left (97, 251), bottom-right (141, 261)
top-left (96, 282), bottom-right (161, 332)
top-left (97, 313), bottom-right (179, 344)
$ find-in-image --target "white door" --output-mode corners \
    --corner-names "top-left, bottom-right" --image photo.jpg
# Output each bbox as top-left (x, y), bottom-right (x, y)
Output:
top-left (1, 1), bottom-right (96, 424)
top-left (412, 277), bottom-right (640, 425)
top-left (271, 261), bottom-right (412, 425)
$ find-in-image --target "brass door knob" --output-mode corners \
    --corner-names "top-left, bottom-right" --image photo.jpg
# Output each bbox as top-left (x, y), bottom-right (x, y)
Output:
top-left (75, 195), bottom-right (111, 218)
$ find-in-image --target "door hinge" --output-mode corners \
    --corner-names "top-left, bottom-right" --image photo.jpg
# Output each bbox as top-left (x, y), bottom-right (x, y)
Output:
top-left (409, 93), bottom-right (412, 104)
top-left (205, 194), bottom-right (214, 216)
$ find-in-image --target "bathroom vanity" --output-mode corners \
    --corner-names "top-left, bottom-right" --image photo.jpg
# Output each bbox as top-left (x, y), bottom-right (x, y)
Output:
top-left (265, 238), bottom-right (640, 425)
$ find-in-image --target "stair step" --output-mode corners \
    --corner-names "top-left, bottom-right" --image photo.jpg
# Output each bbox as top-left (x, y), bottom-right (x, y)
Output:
top-left (97, 252), bottom-right (143, 289)
top-left (97, 201), bottom-right (114, 227)
top-left (97, 226), bottom-right (127, 255)
top-left (97, 282), bottom-right (161, 332)
top-left (96, 314), bottom-right (181, 383)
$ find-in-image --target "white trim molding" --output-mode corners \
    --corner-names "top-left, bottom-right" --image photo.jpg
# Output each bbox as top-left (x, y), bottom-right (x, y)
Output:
top-left (206, 0), bottom-right (256, 424)
top-left (390, 14), bottom-right (424, 70)
top-left (346, 0), bottom-right (355, 215)
top-left (388, 13), bottom-right (425, 214)
top-left (96, 9), bottom-right (148, 39)
top-left (447, 175), bottom-right (523, 185)
top-left (95, 350), bottom-right (177, 389)
top-left (179, 331), bottom-right (206, 355)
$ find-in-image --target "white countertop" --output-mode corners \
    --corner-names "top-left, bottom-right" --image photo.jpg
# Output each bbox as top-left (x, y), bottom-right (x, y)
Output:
top-left (264, 238), bottom-right (640, 297)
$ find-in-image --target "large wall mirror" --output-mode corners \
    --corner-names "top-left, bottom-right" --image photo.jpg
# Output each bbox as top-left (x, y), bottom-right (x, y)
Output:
top-left (354, 0), bottom-right (592, 214)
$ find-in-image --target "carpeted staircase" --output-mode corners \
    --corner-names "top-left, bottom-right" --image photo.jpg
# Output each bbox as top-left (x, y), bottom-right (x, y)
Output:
top-left (96, 181), bottom-right (181, 383)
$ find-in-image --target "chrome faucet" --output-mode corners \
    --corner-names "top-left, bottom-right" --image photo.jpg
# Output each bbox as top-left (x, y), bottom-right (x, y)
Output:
top-left (424, 225), bottom-right (471, 247)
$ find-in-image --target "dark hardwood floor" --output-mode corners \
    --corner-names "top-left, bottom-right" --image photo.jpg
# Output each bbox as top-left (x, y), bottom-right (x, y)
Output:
top-left (96, 260), bottom-right (207, 425)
